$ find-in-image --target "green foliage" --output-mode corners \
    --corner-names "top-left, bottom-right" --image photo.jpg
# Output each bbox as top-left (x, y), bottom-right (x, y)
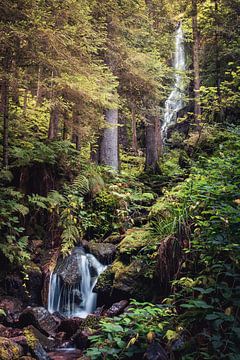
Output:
top-left (86, 300), bottom-right (173, 359)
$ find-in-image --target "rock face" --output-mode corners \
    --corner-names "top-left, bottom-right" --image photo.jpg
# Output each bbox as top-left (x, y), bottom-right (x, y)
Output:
top-left (86, 242), bottom-right (116, 264)
top-left (104, 300), bottom-right (128, 317)
top-left (19, 307), bottom-right (60, 336)
top-left (0, 337), bottom-right (23, 360)
top-left (54, 248), bottom-right (85, 286)
top-left (0, 296), bottom-right (23, 323)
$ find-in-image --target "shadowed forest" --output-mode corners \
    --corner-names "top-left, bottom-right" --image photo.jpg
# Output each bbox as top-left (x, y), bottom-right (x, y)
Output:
top-left (0, 0), bottom-right (240, 359)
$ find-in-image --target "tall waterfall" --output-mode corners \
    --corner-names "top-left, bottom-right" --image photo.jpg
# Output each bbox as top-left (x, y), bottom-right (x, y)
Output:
top-left (48, 248), bottom-right (106, 318)
top-left (162, 23), bottom-right (186, 140)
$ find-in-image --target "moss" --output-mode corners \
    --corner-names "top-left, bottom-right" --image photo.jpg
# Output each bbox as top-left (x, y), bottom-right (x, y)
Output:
top-left (95, 267), bottom-right (114, 291)
top-left (118, 227), bottom-right (150, 256)
top-left (0, 337), bottom-right (23, 360)
top-left (23, 329), bottom-right (37, 348)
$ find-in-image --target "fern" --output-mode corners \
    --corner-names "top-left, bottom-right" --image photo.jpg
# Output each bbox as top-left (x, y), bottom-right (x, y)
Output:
top-left (71, 174), bottom-right (90, 195)
top-left (61, 224), bottom-right (80, 255)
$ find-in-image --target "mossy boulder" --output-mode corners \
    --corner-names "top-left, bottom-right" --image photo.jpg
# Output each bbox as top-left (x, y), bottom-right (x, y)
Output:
top-left (111, 259), bottom-right (154, 300)
top-left (86, 242), bottom-right (116, 264)
top-left (0, 337), bottom-right (23, 359)
top-left (118, 228), bottom-right (150, 258)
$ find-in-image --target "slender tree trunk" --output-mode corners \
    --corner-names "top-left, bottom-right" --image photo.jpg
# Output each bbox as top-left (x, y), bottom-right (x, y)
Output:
top-left (63, 110), bottom-right (68, 140)
top-left (1, 49), bottom-right (11, 167)
top-left (144, 116), bottom-right (162, 173)
top-left (48, 106), bottom-right (59, 140)
top-left (99, 109), bottom-right (119, 170)
top-left (131, 105), bottom-right (138, 154)
top-left (23, 88), bottom-right (28, 116)
top-left (36, 65), bottom-right (42, 105)
top-left (192, 0), bottom-right (201, 130)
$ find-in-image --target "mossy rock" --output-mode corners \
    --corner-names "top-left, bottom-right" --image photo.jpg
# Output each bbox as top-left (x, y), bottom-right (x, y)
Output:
top-left (149, 199), bottom-right (174, 220)
top-left (118, 228), bottom-right (150, 257)
top-left (0, 337), bottom-right (23, 360)
top-left (112, 259), bottom-right (153, 300)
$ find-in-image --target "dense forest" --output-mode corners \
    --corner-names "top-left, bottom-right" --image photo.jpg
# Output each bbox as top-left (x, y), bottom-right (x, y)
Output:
top-left (0, 0), bottom-right (240, 359)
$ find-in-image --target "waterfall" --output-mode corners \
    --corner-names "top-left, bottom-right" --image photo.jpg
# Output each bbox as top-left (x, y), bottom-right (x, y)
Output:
top-left (162, 23), bottom-right (186, 140)
top-left (48, 248), bottom-right (106, 318)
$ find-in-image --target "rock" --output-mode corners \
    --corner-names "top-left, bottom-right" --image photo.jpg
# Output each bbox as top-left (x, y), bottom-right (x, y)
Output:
top-left (0, 324), bottom-right (22, 338)
top-left (55, 248), bottom-right (85, 285)
top-left (94, 267), bottom-right (114, 306)
top-left (144, 342), bottom-right (169, 360)
top-left (0, 337), bottom-right (24, 360)
top-left (86, 242), bottom-right (116, 264)
top-left (118, 228), bottom-right (150, 258)
top-left (25, 263), bottom-right (43, 306)
top-left (72, 329), bottom-right (91, 350)
top-left (3, 274), bottom-right (26, 301)
top-left (22, 327), bottom-right (51, 360)
top-left (19, 307), bottom-right (60, 336)
top-left (25, 325), bottom-right (55, 351)
top-left (103, 233), bottom-right (124, 245)
top-left (48, 349), bottom-right (82, 360)
top-left (112, 259), bottom-right (153, 300)
top-left (104, 300), bottom-right (128, 317)
top-left (0, 296), bottom-right (23, 323)
top-left (57, 317), bottom-right (83, 338)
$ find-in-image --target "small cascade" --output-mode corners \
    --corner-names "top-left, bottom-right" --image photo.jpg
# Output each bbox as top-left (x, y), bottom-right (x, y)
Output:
top-left (162, 23), bottom-right (186, 140)
top-left (48, 248), bottom-right (106, 318)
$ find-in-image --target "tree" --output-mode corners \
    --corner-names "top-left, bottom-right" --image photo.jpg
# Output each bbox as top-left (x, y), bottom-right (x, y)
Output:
top-left (192, 0), bottom-right (201, 130)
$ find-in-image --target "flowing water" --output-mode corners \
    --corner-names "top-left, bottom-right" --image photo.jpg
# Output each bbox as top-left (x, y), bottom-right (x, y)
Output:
top-left (48, 248), bottom-right (106, 318)
top-left (162, 23), bottom-right (186, 140)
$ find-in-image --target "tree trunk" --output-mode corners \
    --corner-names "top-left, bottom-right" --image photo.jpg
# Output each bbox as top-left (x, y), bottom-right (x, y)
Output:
top-left (99, 109), bottom-right (119, 170)
top-left (144, 116), bottom-right (162, 173)
top-left (48, 106), bottom-right (59, 140)
top-left (36, 65), bottom-right (42, 105)
top-left (192, 0), bottom-right (201, 130)
top-left (131, 105), bottom-right (138, 154)
top-left (1, 48), bottom-right (11, 167)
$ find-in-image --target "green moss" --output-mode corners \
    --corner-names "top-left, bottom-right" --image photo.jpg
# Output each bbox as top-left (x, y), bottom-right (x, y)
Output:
top-left (118, 228), bottom-right (150, 256)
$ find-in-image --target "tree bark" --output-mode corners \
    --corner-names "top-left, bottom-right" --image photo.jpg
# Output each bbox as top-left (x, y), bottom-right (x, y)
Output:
top-left (48, 105), bottom-right (59, 140)
top-left (99, 109), bottom-right (119, 170)
top-left (131, 105), bottom-right (138, 154)
top-left (144, 116), bottom-right (162, 173)
top-left (192, 0), bottom-right (201, 130)
top-left (1, 48), bottom-right (11, 167)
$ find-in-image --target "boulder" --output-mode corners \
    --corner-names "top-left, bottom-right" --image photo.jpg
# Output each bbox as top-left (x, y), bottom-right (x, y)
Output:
top-left (86, 242), bottom-right (116, 264)
top-left (111, 259), bottom-right (153, 300)
top-left (0, 324), bottom-right (22, 338)
top-left (94, 267), bottom-right (114, 306)
top-left (54, 248), bottom-right (85, 285)
top-left (57, 317), bottom-right (83, 338)
top-left (0, 337), bottom-right (24, 360)
top-left (72, 328), bottom-right (91, 350)
top-left (103, 233), bottom-right (124, 245)
top-left (25, 325), bottom-right (55, 351)
top-left (21, 328), bottom-right (50, 360)
top-left (0, 296), bottom-right (23, 323)
top-left (25, 263), bottom-right (43, 306)
top-left (19, 307), bottom-right (60, 336)
top-left (104, 300), bottom-right (128, 317)
top-left (117, 228), bottom-right (150, 258)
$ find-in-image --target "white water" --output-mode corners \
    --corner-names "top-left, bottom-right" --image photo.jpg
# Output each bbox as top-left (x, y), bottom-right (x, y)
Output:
top-left (48, 249), bottom-right (106, 318)
top-left (162, 23), bottom-right (186, 140)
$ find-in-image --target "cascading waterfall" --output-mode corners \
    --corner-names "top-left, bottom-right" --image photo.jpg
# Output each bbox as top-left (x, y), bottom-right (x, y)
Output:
top-left (48, 248), bottom-right (106, 318)
top-left (162, 23), bottom-right (186, 140)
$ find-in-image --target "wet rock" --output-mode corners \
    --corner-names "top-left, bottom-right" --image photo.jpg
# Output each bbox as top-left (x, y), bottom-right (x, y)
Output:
top-left (19, 307), bottom-right (60, 336)
top-left (48, 349), bottom-right (82, 360)
top-left (0, 296), bottom-right (23, 323)
top-left (104, 300), bottom-right (128, 317)
top-left (144, 342), bottom-right (169, 360)
top-left (3, 274), bottom-right (26, 301)
top-left (94, 267), bottom-right (114, 306)
top-left (22, 327), bottom-right (51, 360)
top-left (86, 242), bottom-right (116, 264)
top-left (57, 317), bottom-right (83, 338)
top-left (30, 342), bottom-right (50, 360)
top-left (55, 248), bottom-right (85, 285)
top-left (0, 336), bottom-right (24, 359)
